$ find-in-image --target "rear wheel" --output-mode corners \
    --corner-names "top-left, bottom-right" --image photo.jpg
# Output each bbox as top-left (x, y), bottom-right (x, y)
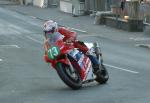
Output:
top-left (56, 62), bottom-right (82, 90)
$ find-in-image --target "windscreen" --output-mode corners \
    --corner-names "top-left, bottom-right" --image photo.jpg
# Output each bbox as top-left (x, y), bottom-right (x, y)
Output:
top-left (47, 32), bottom-right (64, 45)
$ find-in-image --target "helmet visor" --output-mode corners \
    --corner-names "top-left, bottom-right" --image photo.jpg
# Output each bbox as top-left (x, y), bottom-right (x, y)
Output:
top-left (45, 31), bottom-right (54, 39)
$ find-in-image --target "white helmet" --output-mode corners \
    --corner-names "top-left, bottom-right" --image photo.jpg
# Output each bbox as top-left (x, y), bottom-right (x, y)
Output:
top-left (43, 20), bottom-right (58, 33)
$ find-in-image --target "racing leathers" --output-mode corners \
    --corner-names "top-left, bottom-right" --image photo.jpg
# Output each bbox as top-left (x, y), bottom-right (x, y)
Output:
top-left (44, 27), bottom-right (100, 71)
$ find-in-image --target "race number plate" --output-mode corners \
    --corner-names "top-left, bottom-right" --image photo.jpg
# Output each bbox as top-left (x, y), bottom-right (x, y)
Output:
top-left (48, 46), bottom-right (60, 60)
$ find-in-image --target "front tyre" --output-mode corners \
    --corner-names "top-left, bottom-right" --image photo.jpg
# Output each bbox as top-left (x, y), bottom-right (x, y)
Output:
top-left (56, 62), bottom-right (82, 90)
top-left (95, 64), bottom-right (109, 84)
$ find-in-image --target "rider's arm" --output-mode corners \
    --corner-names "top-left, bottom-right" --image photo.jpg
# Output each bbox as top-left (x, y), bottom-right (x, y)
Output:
top-left (74, 41), bottom-right (89, 53)
top-left (58, 27), bottom-right (88, 53)
top-left (43, 39), bottom-right (53, 63)
top-left (58, 27), bottom-right (77, 42)
top-left (44, 39), bottom-right (50, 54)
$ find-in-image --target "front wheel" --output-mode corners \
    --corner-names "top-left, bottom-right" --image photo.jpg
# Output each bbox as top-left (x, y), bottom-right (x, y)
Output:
top-left (56, 62), bottom-right (82, 90)
top-left (95, 64), bottom-right (109, 84)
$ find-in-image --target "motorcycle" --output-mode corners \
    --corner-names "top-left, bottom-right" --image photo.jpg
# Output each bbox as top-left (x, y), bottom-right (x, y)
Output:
top-left (44, 36), bottom-right (109, 90)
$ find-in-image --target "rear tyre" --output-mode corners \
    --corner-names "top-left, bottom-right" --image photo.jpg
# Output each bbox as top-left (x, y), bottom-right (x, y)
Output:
top-left (56, 62), bottom-right (82, 90)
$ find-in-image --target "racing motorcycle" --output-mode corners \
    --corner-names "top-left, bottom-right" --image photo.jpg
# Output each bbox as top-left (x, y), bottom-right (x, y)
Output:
top-left (44, 35), bottom-right (109, 90)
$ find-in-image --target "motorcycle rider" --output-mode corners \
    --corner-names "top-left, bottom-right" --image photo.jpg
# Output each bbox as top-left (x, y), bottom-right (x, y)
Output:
top-left (43, 20), bottom-right (100, 73)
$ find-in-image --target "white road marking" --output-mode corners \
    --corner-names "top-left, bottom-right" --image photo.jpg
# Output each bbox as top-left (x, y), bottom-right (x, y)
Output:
top-left (78, 35), bottom-right (99, 37)
top-left (130, 37), bottom-right (150, 41)
top-left (26, 36), bottom-right (43, 44)
top-left (30, 16), bottom-right (37, 19)
top-left (0, 59), bottom-right (2, 62)
top-left (9, 24), bottom-right (31, 34)
top-left (68, 27), bottom-right (87, 33)
top-left (0, 45), bottom-right (20, 48)
top-left (104, 63), bottom-right (139, 74)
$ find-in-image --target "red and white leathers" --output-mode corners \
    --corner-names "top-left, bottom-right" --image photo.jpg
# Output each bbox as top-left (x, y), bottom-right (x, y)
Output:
top-left (44, 27), bottom-right (89, 63)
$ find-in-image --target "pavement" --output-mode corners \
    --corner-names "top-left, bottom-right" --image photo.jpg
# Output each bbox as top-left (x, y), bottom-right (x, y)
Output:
top-left (0, 3), bottom-right (150, 49)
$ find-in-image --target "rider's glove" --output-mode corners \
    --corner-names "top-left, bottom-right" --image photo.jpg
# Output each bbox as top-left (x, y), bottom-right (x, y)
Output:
top-left (65, 39), bottom-right (74, 45)
top-left (85, 49), bottom-right (93, 55)
top-left (65, 37), bottom-right (76, 45)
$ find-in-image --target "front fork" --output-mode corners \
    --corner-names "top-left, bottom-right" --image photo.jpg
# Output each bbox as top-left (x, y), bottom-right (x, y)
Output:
top-left (93, 42), bottom-right (103, 64)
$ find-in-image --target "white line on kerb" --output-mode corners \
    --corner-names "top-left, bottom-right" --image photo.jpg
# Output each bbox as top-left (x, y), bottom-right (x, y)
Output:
top-left (104, 63), bottom-right (139, 74)
top-left (0, 59), bottom-right (2, 62)
top-left (26, 36), bottom-right (42, 44)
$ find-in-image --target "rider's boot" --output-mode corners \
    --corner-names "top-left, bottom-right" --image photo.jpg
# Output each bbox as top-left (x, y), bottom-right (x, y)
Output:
top-left (93, 64), bottom-right (101, 74)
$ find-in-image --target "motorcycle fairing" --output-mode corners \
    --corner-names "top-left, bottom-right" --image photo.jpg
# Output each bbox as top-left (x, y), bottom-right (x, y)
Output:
top-left (68, 49), bottom-right (95, 81)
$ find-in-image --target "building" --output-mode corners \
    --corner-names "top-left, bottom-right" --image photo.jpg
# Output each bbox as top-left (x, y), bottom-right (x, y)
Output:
top-left (12, 0), bottom-right (110, 16)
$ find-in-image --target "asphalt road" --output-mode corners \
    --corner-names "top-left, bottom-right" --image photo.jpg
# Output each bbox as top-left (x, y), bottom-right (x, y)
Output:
top-left (0, 7), bottom-right (150, 103)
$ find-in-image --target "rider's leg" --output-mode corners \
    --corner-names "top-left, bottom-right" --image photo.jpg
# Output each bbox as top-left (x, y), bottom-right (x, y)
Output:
top-left (87, 55), bottom-right (100, 73)
top-left (74, 41), bottom-right (100, 72)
